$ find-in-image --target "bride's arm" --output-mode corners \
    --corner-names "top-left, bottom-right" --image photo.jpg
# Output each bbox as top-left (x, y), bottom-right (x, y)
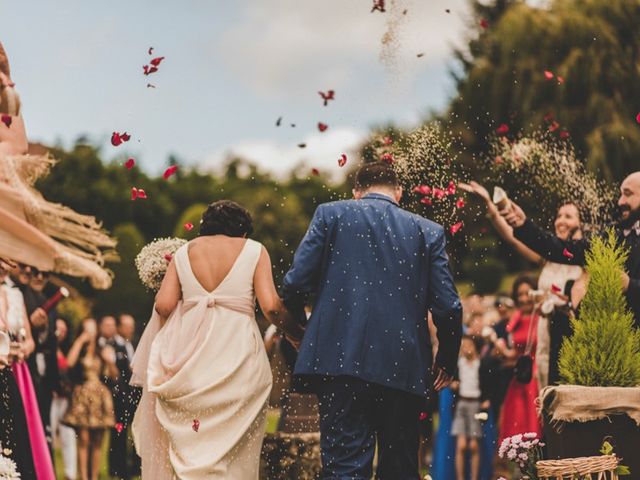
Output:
top-left (254, 246), bottom-right (305, 341)
top-left (155, 261), bottom-right (181, 323)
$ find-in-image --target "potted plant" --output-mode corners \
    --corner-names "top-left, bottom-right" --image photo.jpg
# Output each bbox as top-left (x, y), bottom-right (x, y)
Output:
top-left (540, 231), bottom-right (640, 478)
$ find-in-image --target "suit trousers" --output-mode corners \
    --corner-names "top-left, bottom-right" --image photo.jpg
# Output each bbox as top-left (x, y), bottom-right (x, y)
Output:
top-left (314, 376), bottom-right (423, 480)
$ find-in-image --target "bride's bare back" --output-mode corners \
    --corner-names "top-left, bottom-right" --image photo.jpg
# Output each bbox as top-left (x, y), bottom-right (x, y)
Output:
top-left (187, 235), bottom-right (247, 292)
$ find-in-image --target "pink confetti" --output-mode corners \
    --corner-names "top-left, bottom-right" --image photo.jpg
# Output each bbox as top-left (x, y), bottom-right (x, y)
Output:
top-left (450, 221), bottom-right (464, 235)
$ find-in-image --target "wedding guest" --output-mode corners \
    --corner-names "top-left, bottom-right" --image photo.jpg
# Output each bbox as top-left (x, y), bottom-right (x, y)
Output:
top-left (451, 335), bottom-right (485, 480)
top-left (461, 181), bottom-right (584, 388)
top-left (499, 171), bottom-right (640, 327)
top-left (494, 276), bottom-right (542, 443)
top-left (14, 264), bottom-right (61, 450)
top-left (98, 315), bottom-right (131, 479)
top-left (492, 295), bottom-right (514, 342)
top-left (50, 318), bottom-right (77, 480)
top-left (0, 258), bottom-right (37, 479)
top-left (1, 260), bottom-right (56, 479)
top-left (64, 318), bottom-right (118, 480)
top-left (117, 314), bottom-right (136, 358)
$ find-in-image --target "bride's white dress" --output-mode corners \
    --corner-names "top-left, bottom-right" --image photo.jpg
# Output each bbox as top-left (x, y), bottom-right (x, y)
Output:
top-left (131, 239), bottom-right (273, 479)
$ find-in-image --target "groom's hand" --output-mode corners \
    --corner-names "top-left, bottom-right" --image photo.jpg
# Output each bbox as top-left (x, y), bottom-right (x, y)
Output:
top-left (432, 366), bottom-right (453, 391)
top-left (499, 201), bottom-right (526, 228)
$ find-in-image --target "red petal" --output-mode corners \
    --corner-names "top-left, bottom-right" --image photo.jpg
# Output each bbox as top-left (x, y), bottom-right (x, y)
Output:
top-left (433, 188), bottom-right (446, 200)
top-left (450, 221), bottom-right (464, 235)
top-left (559, 130), bottom-right (570, 139)
top-left (143, 65), bottom-right (158, 76)
top-left (456, 198), bottom-right (465, 209)
top-left (115, 422), bottom-right (124, 433)
top-left (164, 253), bottom-right (173, 262)
top-left (163, 165), bottom-right (178, 179)
top-left (420, 197), bottom-right (432, 206)
top-left (496, 123), bottom-right (509, 135)
top-left (636, 112), bottom-right (640, 124)
top-left (562, 248), bottom-right (574, 259)
top-left (548, 121), bottom-right (560, 132)
top-left (318, 122), bottom-right (328, 132)
top-left (557, 76), bottom-right (564, 84)
top-left (338, 154), bottom-right (347, 167)
top-left (543, 112), bottom-right (554, 122)
top-left (551, 284), bottom-right (562, 293)
top-left (131, 187), bottom-right (138, 200)
top-left (494, 156), bottom-right (503, 165)
top-left (380, 153), bottom-right (394, 164)
top-left (382, 136), bottom-right (393, 145)
top-left (148, 47), bottom-right (154, 55)
top-left (544, 70), bottom-right (554, 80)
top-left (184, 222), bottom-right (194, 231)
top-left (480, 18), bottom-right (489, 29)
top-left (419, 412), bottom-right (428, 421)
top-left (125, 158), bottom-right (135, 169)
top-left (121, 132), bottom-right (131, 142)
top-left (446, 181), bottom-right (456, 195)
top-left (137, 189), bottom-right (147, 199)
top-left (192, 419), bottom-right (200, 432)
top-left (413, 185), bottom-right (432, 196)
top-left (111, 132), bottom-right (123, 146)
top-left (311, 168), bottom-right (320, 176)
top-left (150, 56), bottom-right (165, 67)
top-left (1, 114), bottom-right (12, 128)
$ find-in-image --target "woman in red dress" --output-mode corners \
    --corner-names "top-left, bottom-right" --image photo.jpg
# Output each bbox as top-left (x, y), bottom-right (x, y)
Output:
top-left (495, 275), bottom-right (542, 442)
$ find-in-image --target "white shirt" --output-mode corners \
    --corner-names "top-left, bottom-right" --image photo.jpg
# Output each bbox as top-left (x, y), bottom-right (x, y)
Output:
top-left (458, 357), bottom-right (481, 399)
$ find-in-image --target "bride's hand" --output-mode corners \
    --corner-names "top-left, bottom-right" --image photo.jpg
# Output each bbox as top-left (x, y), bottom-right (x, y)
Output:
top-left (459, 181), bottom-right (491, 204)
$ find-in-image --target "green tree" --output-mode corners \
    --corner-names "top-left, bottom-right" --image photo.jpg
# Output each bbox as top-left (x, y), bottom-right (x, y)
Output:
top-left (559, 230), bottom-right (640, 386)
top-left (447, 0), bottom-right (640, 182)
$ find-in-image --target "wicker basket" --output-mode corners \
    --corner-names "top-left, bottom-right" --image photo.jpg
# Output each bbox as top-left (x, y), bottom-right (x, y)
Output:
top-left (537, 455), bottom-right (620, 479)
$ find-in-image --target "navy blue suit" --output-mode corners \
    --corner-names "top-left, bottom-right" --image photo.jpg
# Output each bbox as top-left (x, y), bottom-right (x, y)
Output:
top-left (283, 193), bottom-right (462, 479)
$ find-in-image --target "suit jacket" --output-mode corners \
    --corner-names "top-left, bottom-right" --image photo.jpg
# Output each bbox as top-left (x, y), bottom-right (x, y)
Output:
top-left (514, 219), bottom-right (640, 327)
top-left (282, 193), bottom-right (463, 397)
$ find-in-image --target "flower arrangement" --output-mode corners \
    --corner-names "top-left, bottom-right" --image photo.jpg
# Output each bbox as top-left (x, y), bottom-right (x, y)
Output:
top-left (498, 432), bottom-right (545, 479)
top-left (135, 237), bottom-right (187, 291)
top-left (0, 446), bottom-right (20, 480)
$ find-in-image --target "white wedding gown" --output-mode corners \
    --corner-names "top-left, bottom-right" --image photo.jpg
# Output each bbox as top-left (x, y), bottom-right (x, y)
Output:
top-left (131, 239), bottom-right (273, 479)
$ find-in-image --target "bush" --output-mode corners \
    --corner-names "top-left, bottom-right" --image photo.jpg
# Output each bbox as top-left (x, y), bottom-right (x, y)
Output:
top-left (559, 230), bottom-right (640, 387)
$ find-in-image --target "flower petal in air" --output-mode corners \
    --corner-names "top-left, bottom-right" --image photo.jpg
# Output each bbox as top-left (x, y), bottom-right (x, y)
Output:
top-left (1, 114), bottom-right (12, 128)
top-left (125, 158), bottom-right (135, 169)
top-left (496, 123), bottom-right (509, 135)
top-left (192, 419), bottom-right (200, 432)
top-left (450, 222), bottom-right (464, 235)
top-left (562, 248), bottom-right (574, 259)
top-left (338, 154), bottom-right (347, 167)
top-left (318, 122), bottom-right (328, 132)
top-left (163, 165), bottom-right (178, 179)
top-left (380, 153), bottom-right (394, 164)
top-left (544, 70), bottom-right (554, 80)
top-left (184, 223), bottom-right (194, 231)
top-left (150, 56), bottom-right (165, 67)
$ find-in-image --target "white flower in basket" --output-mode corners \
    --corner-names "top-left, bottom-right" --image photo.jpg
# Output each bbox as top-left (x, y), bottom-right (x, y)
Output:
top-left (0, 447), bottom-right (20, 480)
top-left (135, 237), bottom-right (187, 291)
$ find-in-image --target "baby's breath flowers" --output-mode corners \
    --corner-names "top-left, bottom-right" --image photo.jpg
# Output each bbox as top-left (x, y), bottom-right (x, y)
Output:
top-left (135, 237), bottom-right (187, 291)
top-left (0, 446), bottom-right (20, 480)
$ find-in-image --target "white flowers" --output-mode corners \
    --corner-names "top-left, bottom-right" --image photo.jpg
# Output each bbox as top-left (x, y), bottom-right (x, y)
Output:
top-left (498, 432), bottom-right (545, 478)
top-left (135, 237), bottom-right (187, 291)
top-left (0, 451), bottom-right (20, 480)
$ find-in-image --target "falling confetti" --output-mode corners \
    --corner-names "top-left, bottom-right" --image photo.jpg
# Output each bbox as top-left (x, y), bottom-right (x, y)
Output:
top-left (450, 221), bottom-right (464, 235)
top-left (115, 423), bottom-right (124, 433)
top-left (150, 56), bottom-right (165, 67)
top-left (455, 198), bottom-right (465, 209)
top-left (544, 70), bottom-right (554, 80)
top-left (143, 65), bottom-right (158, 76)
top-left (1, 114), bottom-right (11, 128)
top-left (111, 132), bottom-right (131, 147)
top-left (163, 165), bottom-right (178, 179)
top-left (318, 122), bottom-right (328, 132)
top-left (125, 158), bottom-right (135, 169)
top-left (131, 188), bottom-right (147, 200)
top-left (192, 419), bottom-right (200, 432)
top-left (419, 412), bottom-right (428, 421)
top-left (338, 154), bottom-right (347, 167)
top-left (318, 90), bottom-right (335, 106)
top-left (496, 124), bottom-right (509, 135)
top-left (184, 223), bottom-right (194, 231)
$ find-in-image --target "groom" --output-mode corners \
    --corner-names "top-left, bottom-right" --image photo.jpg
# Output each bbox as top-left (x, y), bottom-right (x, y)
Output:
top-left (283, 162), bottom-right (463, 479)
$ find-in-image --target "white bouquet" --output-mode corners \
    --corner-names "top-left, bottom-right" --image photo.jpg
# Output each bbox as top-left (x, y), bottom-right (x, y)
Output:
top-left (135, 237), bottom-right (187, 291)
top-left (0, 446), bottom-right (20, 480)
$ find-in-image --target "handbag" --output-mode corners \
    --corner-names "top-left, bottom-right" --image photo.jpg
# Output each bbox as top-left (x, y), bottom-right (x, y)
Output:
top-left (514, 311), bottom-right (538, 384)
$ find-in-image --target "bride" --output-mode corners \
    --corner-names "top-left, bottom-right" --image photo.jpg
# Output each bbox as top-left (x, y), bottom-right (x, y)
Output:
top-left (131, 200), bottom-right (304, 479)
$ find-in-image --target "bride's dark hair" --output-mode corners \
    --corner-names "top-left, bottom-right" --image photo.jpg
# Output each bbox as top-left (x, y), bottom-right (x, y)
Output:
top-left (199, 200), bottom-right (254, 237)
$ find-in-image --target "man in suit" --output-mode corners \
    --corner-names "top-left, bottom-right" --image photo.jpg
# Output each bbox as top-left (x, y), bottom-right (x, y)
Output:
top-left (282, 162), bottom-right (463, 479)
top-left (98, 315), bottom-right (133, 479)
top-left (500, 171), bottom-right (640, 327)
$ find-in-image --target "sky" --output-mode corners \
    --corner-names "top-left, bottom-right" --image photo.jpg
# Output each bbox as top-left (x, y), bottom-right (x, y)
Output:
top-left (2, 0), bottom-right (474, 177)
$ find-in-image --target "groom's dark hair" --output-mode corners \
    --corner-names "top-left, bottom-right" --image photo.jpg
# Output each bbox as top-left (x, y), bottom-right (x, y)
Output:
top-left (199, 200), bottom-right (254, 237)
top-left (354, 162), bottom-right (399, 191)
